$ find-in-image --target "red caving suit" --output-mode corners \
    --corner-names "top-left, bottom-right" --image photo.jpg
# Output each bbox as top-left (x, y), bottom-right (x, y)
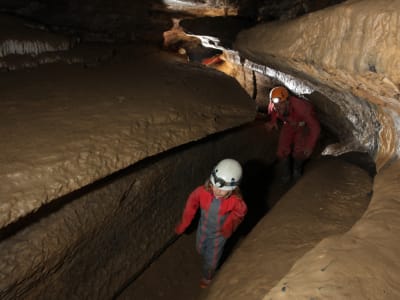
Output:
top-left (175, 185), bottom-right (247, 280)
top-left (268, 95), bottom-right (321, 160)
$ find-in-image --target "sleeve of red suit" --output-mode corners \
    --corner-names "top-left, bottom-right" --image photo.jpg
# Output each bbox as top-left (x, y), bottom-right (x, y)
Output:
top-left (220, 197), bottom-right (247, 239)
top-left (267, 101), bottom-right (278, 125)
top-left (175, 187), bottom-right (201, 235)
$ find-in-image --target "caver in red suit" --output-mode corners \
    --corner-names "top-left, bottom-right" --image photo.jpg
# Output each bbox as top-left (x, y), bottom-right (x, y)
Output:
top-left (175, 159), bottom-right (247, 288)
top-left (266, 86), bottom-right (320, 182)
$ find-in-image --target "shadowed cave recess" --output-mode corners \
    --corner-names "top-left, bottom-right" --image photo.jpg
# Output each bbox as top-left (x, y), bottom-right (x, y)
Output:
top-left (1, 0), bottom-right (399, 299)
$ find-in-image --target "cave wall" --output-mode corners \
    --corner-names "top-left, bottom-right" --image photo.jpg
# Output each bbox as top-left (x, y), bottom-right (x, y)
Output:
top-left (0, 123), bottom-right (276, 300)
top-left (261, 156), bottom-right (400, 300)
top-left (1, 0), bottom-right (398, 298)
top-left (210, 0), bottom-right (400, 298)
top-left (234, 0), bottom-right (400, 169)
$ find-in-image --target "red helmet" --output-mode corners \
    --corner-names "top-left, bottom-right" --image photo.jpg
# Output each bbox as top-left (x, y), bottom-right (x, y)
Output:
top-left (269, 86), bottom-right (289, 104)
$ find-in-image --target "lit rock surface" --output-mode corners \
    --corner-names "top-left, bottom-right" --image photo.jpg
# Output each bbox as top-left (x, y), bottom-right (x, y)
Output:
top-left (0, 124), bottom-right (275, 300)
top-left (0, 14), bottom-right (114, 70)
top-left (235, 0), bottom-right (400, 168)
top-left (0, 14), bottom-right (74, 57)
top-left (263, 159), bottom-right (400, 299)
top-left (0, 41), bottom-right (255, 229)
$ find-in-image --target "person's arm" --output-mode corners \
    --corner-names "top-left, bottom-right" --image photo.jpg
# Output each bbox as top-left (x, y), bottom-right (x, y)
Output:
top-left (220, 197), bottom-right (247, 238)
top-left (265, 102), bottom-right (278, 130)
top-left (175, 187), bottom-right (202, 234)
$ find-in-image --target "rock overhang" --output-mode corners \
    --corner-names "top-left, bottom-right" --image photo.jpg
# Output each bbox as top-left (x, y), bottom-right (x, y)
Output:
top-left (233, 0), bottom-right (400, 169)
top-left (0, 34), bottom-right (256, 229)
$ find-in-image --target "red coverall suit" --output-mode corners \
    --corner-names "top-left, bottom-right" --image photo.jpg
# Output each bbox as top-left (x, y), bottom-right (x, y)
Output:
top-left (268, 95), bottom-right (320, 160)
top-left (175, 185), bottom-right (247, 281)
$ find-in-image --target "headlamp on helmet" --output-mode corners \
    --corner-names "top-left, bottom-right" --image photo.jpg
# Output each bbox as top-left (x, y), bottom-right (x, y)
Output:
top-left (271, 97), bottom-right (281, 104)
top-left (269, 86), bottom-right (289, 104)
top-left (211, 171), bottom-right (238, 189)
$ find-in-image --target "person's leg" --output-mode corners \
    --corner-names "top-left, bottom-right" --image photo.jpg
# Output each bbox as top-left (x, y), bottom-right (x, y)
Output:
top-left (276, 125), bottom-right (295, 183)
top-left (292, 157), bottom-right (304, 181)
top-left (276, 157), bottom-right (291, 183)
top-left (292, 128), bottom-right (309, 180)
top-left (199, 235), bottom-right (226, 287)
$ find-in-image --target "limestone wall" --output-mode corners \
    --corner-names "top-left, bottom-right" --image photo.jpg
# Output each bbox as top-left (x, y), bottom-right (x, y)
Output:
top-left (0, 123), bottom-right (276, 299)
top-left (235, 0), bottom-right (400, 168)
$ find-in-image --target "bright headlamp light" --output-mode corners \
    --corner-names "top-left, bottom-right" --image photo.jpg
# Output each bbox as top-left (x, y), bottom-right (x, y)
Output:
top-left (272, 97), bottom-right (281, 104)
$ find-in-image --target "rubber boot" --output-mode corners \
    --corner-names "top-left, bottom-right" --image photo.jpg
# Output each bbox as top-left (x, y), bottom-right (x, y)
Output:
top-left (292, 159), bottom-right (304, 181)
top-left (277, 158), bottom-right (291, 184)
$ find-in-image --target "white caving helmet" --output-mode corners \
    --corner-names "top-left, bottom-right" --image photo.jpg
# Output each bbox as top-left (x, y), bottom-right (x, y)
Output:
top-left (210, 158), bottom-right (242, 191)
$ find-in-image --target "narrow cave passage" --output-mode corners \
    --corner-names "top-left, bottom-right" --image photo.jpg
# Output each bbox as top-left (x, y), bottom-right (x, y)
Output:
top-left (112, 129), bottom-right (375, 300)
top-left (113, 156), bottom-right (288, 300)
top-left (0, 1), bottom-right (398, 298)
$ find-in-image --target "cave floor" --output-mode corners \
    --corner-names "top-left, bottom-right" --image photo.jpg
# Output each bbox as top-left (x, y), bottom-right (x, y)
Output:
top-left (115, 155), bottom-right (373, 300)
top-left (115, 184), bottom-right (286, 300)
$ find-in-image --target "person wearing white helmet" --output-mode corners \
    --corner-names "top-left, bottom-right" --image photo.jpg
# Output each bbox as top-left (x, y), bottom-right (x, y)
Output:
top-left (175, 158), bottom-right (247, 288)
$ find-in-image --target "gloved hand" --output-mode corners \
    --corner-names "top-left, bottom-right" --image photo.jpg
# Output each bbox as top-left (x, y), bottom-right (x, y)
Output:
top-left (175, 223), bottom-right (185, 235)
